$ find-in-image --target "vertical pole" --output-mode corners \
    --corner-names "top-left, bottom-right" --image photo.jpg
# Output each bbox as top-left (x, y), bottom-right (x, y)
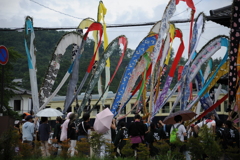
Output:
top-left (0, 65), bottom-right (4, 115)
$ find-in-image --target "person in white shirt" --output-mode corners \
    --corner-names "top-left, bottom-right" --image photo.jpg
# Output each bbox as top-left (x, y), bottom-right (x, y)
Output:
top-left (170, 115), bottom-right (187, 142)
top-left (194, 112), bottom-right (216, 134)
top-left (22, 115), bottom-right (35, 147)
top-left (170, 115), bottom-right (189, 160)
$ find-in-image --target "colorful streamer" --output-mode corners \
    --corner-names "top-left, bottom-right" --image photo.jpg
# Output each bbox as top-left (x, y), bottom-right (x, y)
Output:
top-left (38, 32), bottom-right (82, 110)
top-left (96, 1), bottom-right (110, 107)
top-left (185, 48), bottom-right (229, 110)
top-left (24, 16), bottom-right (39, 114)
top-left (152, 28), bottom-right (185, 118)
top-left (64, 22), bottom-right (103, 114)
top-left (78, 35), bottom-right (128, 115)
top-left (111, 34), bottom-right (157, 116)
top-left (153, 13), bottom-right (205, 116)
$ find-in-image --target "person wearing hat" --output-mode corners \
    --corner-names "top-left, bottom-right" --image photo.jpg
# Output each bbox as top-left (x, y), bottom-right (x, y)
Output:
top-left (22, 115), bottom-right (35, 147)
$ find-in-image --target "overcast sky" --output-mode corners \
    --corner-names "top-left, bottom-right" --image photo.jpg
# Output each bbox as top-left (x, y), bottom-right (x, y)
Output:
top-left (1, 0), bottom-right (231, 59)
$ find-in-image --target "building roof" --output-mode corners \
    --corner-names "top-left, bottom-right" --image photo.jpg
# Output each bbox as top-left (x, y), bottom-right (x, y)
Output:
top-left (10, 86), bottom-right (31, 95)
top-left (206, 5), bottom-right (232, 28)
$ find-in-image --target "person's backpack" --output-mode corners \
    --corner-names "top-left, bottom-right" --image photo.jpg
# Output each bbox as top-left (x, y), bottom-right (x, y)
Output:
top-left (170, 124), bottom-right (182, 143)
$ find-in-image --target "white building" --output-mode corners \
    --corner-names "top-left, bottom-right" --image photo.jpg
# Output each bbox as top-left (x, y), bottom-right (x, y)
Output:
top-left (8, 79), bottom-right (32, 115)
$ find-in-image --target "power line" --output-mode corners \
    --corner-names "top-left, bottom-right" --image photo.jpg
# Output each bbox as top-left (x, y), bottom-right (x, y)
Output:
top-left (30, 0), bottom-right (85, 20)
top-left (0, 16), bottom-right (227, 32)
top-left (0, 18), bottom-right (193, 31)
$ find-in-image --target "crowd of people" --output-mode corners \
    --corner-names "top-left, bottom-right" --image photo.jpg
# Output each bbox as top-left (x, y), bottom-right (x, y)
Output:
top-left (14, 111), bottom-right (239, 159)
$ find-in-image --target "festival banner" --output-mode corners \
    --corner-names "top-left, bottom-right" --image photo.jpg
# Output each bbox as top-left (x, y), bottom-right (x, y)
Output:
top-left (24, 16), bottom-right (39, 114)
top-left (118, 53), bottom-right (151, 116)
top-left (62, 23), bottom-right (103, 114)
top-left (185, 50), bottom-right (229, 110)
top-left (111, 34), bottom-right (157, 116)
top-left (38, 32), bottom-right (82, 110)
top-left (153, 13), bottom-right (205, 115)
top-left (77, 35), bottom-right (128, 115)
top-left (152, 28), bottom-right (185, 118)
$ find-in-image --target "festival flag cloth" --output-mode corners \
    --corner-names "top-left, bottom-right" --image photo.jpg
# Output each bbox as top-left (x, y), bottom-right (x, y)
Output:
top-left (152, 28), bottom-right (184, 118)
top-left (117, 53), bottom-right (152, 117)
top-left (63, 22), bottom-right (103, 114)
top-left (24, 16), bottom-right (39, 114)
top-left (110, 34), bottom-right (157, 117)
top-left (39, 32), bottom-right (82, 111)
top-left (96, 1), bottom-right (110, 107)
top-left (178, 13), bottom-right (205, 111)
top-left (150, 0), bottom-right (195, 116)
top-left (78, 36), bottom-right (128, 116)
top-left (172, 36), bottom-right (228, 111)
top-left (185, 40), bottom-right (229, 111)
top-left (151, 13), bottom-right (205, 118)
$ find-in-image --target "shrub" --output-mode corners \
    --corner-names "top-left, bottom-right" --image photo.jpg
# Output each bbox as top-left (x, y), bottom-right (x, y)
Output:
top-left (153, 139), bottom-right (185, 160)
top-left (136, 143), bottom-right (150, 160)
top-left (187, 125), bottom-right (222, 160)
top-left (105, 142), bottom-right (116, 159)
top-left (88, 131), bottom-right (105, 157)
top-left (0, 127), bottom-right (20, 160)
top-left (224, 146), bottom-right (240, 160)
top-left (75, 138), bottom-right (90, 158)
top-left (187, 136), bottom-right (204, 160)
top-left (58, 140), bottom-right (70, 160)
top-left (121, 140), bottom-right (134, 158)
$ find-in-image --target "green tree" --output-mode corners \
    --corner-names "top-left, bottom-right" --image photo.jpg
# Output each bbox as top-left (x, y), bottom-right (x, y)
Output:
top-left (0, 47), bottom-right (21, 118)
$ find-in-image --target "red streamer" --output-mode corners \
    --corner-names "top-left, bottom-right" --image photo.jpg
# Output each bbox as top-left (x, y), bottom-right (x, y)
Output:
top-left (85, 22), bottom-right (103, 73)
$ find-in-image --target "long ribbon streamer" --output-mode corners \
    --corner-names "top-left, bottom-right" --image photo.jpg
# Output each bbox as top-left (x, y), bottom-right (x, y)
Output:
top-left (110, 34), bottom-right (157, 116)
top-left (152, 28), bottom-right (185, 118)
top-left (78, 35), bottom-right (128, 115)
top-left (185, 48), bottom-right (229, 110)
top-left (64, 22), bottom-right (103, 115)
top-left (39, 32), bottom-right (82, 110)
top-left (24, 16), bottom-right (39, 114)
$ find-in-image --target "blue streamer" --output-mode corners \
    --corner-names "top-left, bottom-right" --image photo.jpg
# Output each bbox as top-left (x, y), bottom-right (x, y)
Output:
top-left (111, 35), bottom-right (157, 116)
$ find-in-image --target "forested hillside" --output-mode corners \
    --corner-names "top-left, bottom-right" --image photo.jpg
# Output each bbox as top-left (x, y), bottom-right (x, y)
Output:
top-left (0, 29), bottom-right (133, 95)
top-left (0, 29), bottom-right (223, 96)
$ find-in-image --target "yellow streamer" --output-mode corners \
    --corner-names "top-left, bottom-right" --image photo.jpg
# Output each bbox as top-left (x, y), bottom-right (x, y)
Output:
top-left (164, 24), bottom-right (175, 65)
top-left (98, 1), bottom-right (109, 66)
top-left (77, 18), bottom-right (95, 30)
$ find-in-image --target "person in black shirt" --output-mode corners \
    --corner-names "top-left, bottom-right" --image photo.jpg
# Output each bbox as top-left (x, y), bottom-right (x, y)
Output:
top-left (224, 120), bottom-right (239, 148)
top-left (128, 114), bottom-right (146, 156)
top-left (114, 121), bottom-right (128, 157)
top-left (145, 122), bottom-right (158, 157)
top-left (53, 117), bottom-right (62, 142)
top-left (38, 117), bottom-right (51, 157)
top-left (77, 113), bottom-right (91, 141)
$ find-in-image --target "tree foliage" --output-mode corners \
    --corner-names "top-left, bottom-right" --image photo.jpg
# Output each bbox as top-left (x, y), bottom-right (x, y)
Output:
top-left (0, 47), bottom-right (21, 118)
